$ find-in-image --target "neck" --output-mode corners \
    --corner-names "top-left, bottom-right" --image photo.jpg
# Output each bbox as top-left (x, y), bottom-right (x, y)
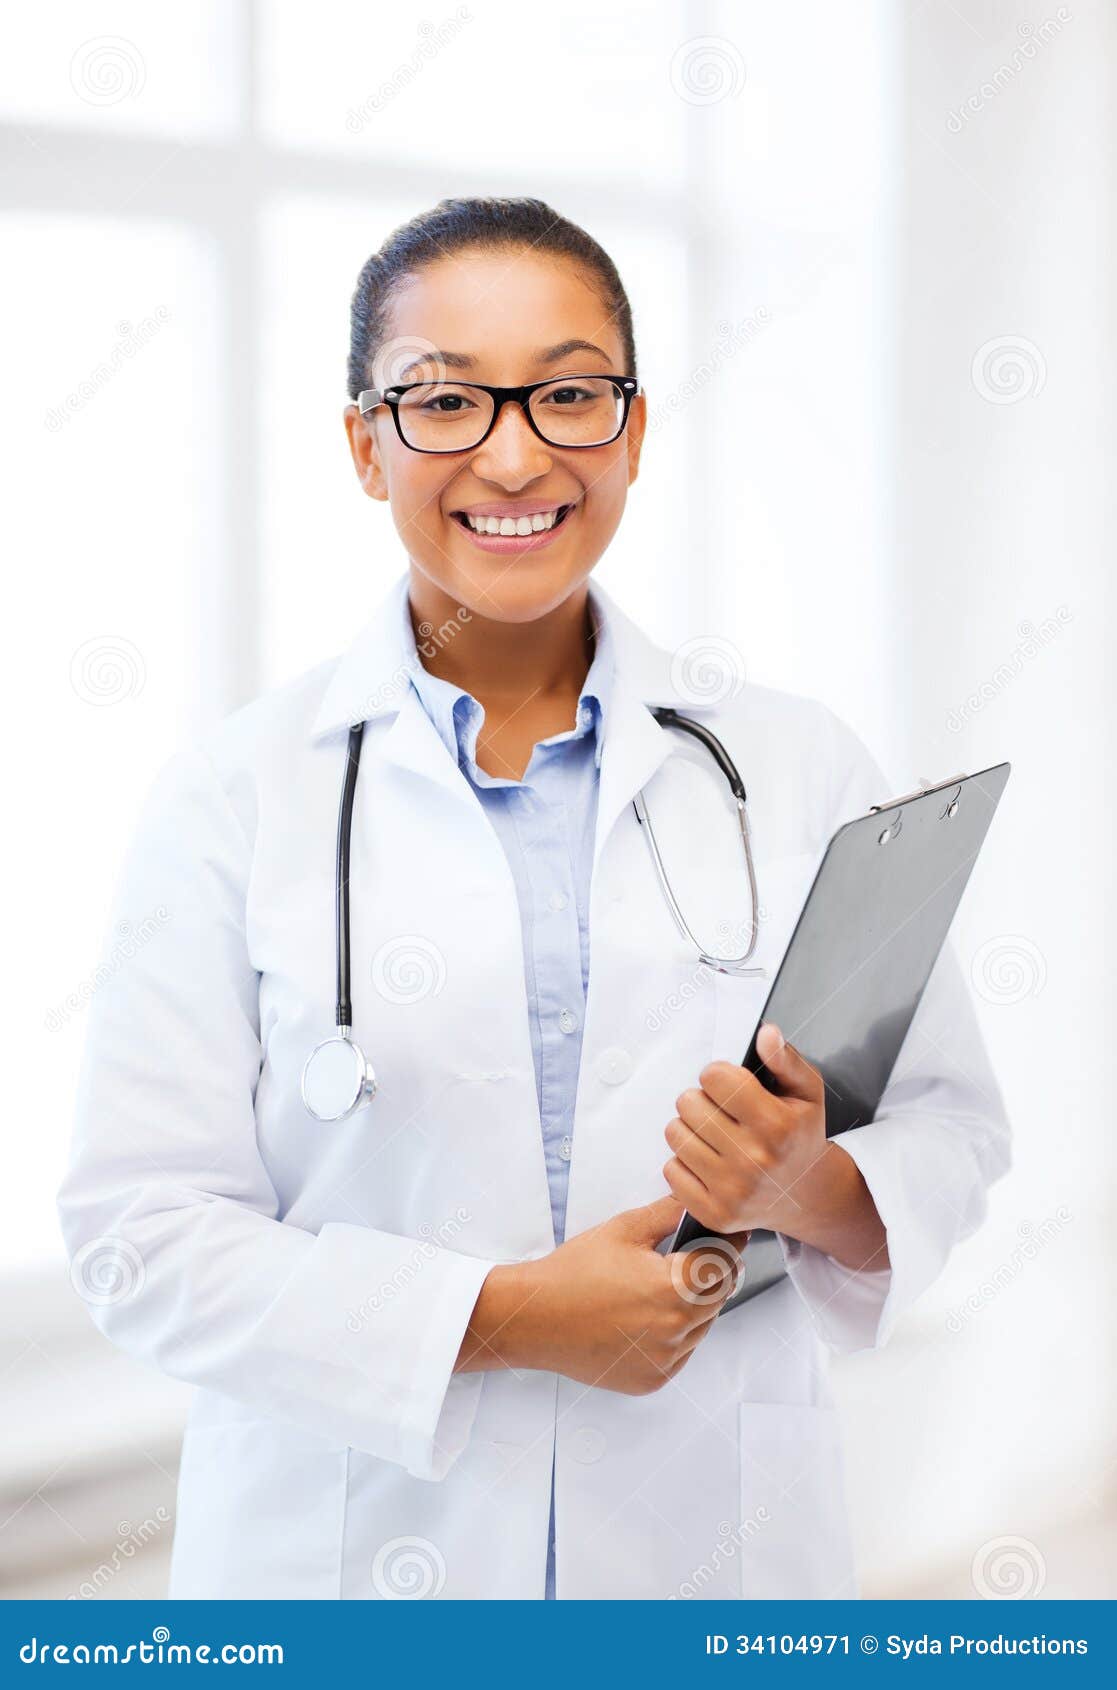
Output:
top-left (406, 573), bottom-right (596, 707)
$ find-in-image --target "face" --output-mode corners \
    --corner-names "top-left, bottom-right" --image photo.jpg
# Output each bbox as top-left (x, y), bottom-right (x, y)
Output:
top-left (343, 246), bottom-right (645, 624)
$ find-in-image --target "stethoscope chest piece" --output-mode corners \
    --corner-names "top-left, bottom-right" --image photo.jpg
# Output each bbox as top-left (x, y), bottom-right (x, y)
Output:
top-left (301, 1033), bottom-right (378, 1123)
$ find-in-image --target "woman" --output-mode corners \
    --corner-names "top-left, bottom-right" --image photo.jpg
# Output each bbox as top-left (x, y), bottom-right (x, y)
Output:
top-left (59, 197), bottom-right (1008, 1601)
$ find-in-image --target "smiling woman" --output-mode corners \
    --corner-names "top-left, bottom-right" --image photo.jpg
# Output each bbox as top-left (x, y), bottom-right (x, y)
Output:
top-left (344, 200), bottom-right (639, 612)
top-left (58, 193), bottom-right (1009, 1602)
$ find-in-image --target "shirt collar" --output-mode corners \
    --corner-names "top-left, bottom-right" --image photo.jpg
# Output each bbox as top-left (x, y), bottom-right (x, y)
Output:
top-left (403, 585), bottom-right (614, 777)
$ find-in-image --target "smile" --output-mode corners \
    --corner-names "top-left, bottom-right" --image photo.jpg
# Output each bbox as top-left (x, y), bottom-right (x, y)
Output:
top-left (450, 502), bottom-right (577, 548)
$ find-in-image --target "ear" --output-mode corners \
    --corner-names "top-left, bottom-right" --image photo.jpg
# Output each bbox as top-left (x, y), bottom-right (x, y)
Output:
top-left (625, 389), bottom-right (646, 488)
top-left (343, 404), bottom-right (390, 501)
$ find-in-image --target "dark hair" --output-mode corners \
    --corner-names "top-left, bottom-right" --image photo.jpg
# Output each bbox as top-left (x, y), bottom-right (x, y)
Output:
top-left (347, 196), bottom-right (637, 399)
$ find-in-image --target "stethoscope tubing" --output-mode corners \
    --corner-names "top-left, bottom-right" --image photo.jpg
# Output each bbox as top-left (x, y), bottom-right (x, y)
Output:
top-left (306, 704), bottom-right (762, 1121)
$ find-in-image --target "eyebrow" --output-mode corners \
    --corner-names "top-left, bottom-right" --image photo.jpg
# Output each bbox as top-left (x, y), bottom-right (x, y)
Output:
top-left (398, 339), bottom-right (614, 379)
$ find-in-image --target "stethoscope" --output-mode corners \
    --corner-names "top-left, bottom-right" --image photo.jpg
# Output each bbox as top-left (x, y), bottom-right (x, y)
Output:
top-left (300, 706), bottom-right (763, 1123)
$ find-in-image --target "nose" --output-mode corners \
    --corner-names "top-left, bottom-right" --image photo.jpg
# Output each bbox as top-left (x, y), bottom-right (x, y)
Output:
top-left (468, 399), bottom-right (553, 489)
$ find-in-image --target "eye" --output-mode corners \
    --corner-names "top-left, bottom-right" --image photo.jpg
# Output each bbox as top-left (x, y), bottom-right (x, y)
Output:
top-left (417, 388), bottom-right (479, 415)
top-left (542, 384), bottom-right (595, 406)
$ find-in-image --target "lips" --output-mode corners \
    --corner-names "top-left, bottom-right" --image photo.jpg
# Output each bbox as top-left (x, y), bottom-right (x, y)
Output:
top-left (451, 502), bottom-right (575, 536)
top-left (449, 500), bottom-right (578, 551)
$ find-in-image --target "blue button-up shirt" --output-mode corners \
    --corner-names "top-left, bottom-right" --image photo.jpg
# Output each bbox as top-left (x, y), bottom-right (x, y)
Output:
top-left (405, 603), bottom-right (613, 1598)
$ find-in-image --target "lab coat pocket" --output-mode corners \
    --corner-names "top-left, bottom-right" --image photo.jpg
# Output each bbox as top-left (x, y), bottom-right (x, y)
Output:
top-left (168, 1420), bottom-right (347, 1599)
top-left (736, 1401), bottom-right (856, 1599)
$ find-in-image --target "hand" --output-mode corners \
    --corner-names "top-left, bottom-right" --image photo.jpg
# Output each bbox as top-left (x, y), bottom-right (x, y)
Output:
top-left (455, 1196), bottom-right (747, 1395)
top-left (662, 1023), bottom-right (889, 1270)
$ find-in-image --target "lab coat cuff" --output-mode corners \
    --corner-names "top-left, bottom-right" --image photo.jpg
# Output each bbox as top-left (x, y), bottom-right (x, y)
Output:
top-left (823, 1119), bottom-right (962, 1348)
top-left (397, 1251), bottom-right (497, 1483)
top-left (776, 1230), bottom-right (893, 1354)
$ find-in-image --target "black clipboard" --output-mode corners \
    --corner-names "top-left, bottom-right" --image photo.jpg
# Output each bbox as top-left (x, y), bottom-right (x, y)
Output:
top-left (670, 762), bottom-right (1011, 1309)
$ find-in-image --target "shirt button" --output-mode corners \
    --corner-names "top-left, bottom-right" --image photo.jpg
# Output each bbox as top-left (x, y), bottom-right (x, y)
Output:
top-left (579, 705), bottom-right (593, 729)
top-left (570, 1427), bottom-right (606, 1464)
top-left (548, 890), bottom-right (568, 912)
top-left (596, 1046), bottom-right (633, 1085)
top-left (558, 1008), bottom-right (577, 1035)
top-left (559, 1135), bottom-right (573, 1161)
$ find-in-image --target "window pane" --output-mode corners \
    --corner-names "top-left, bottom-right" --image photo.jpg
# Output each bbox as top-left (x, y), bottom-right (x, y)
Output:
top-left (259, 0), bottom-right (688, 186)
top-left (0, 2), bottom-right (242, 139)
top-left (0, 214), bottom-right (220, 1270)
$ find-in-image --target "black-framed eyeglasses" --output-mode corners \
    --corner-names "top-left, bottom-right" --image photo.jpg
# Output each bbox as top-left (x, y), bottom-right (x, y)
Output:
top-left (356, 374), bottom-right (640, 454)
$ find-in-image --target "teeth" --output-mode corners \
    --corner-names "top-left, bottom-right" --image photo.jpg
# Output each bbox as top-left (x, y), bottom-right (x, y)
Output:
top-left (463, 507), bottom-right (566, 535)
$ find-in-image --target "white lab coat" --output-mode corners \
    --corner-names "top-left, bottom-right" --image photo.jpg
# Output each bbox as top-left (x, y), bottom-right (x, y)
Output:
top-left (58, 571), bottom-right (1009, 1600)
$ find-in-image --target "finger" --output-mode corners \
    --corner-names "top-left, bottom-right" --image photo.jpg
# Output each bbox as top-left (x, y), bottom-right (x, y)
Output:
top-left (689, 1063), bottom-right (781, 1132)
top-left (662, 1154), bottom-right (714, 1218)
top-left (669, 1240), bottom-right (739, 1313)
top-left (753, 1023), bottom-right (825, 1105)
top-left (676, 1303), bottom-right (723, 1351)
top-left (664, 1116), bottom-right (723, 1185)
top-left (620, 1194), bottom-right (685, 1247)
top-left (674, 1087), bottom-right (737, 1153)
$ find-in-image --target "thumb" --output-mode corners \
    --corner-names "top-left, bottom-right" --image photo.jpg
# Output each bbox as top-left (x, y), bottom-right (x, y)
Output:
top-left (618, 1194), bottom-right (685, 1247)
top-left (755, 1022), bottom-right (824, 1104)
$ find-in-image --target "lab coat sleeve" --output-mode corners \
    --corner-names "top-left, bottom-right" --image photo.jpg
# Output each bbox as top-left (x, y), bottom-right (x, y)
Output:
top-left (57, 746), bottom-right (497, 1481)
top-left (775, 708), bottom-right (1011, 1352)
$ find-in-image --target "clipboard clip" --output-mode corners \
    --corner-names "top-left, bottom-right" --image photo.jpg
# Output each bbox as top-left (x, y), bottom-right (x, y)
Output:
top-left (870, 772), bottom-right (968, 813)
